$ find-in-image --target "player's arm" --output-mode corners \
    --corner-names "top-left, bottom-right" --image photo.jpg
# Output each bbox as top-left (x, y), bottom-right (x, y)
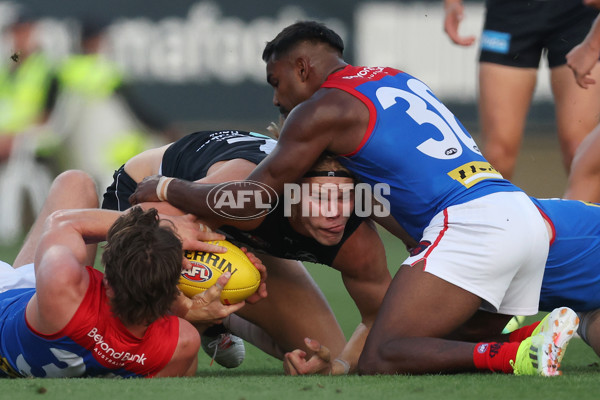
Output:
top-left (566, 14), bottom-right (600, 89)
top-left (370, 213), bottom-right (418, 250)
top-left (564, 126), bottom-right (600, 202)
top-left (329, 220), bottom-right (390, 374)
top-left (129, 89), bottom-right (358, 226)
top-left (28, 208), bottom-right (127, 334)
top-left (283, 220), bottom-right (390, 375)
top-left (443, 0), bottom-right (476, 46)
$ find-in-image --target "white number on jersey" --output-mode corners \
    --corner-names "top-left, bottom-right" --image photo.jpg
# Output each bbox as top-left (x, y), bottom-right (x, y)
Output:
top-left (375, 79), bottom-right (481, 160)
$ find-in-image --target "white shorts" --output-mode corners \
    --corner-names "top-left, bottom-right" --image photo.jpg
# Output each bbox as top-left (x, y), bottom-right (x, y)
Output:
top-left (0, 262), bottom-right (36, 293)
top-left (403, 191), bottom-right (549, 316)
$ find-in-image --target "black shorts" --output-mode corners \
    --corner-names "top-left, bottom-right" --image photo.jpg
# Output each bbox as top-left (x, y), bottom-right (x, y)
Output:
top-left (101, 130), bottom-right (276, 211)
top-left (480, 0), bottom-right (599, 68)
top-left (102, 165), bottom-right (138, 211)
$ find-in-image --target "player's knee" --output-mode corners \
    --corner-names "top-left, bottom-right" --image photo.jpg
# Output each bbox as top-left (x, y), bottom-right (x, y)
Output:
top-left (357, 342), bottom-right (390, 375)
top-left (55, 170), bottom-right (98, 207)
top-left (180, 322), bottom-right (201, 356)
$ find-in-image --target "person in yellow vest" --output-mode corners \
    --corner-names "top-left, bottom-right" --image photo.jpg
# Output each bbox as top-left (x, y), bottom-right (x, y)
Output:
top-left (53, 17), bottom-right (170, 189)
top-left (0, 8), bottom-right (57, 162)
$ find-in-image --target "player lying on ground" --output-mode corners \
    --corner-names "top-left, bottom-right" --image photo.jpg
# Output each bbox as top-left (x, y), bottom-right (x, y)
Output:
top-left (130, 22), bottom-right (579, 376)
top-left (118, 129), bottom-right (585, 376)
top-left (102, 129), bottom-right (390, 375)
top-left (124, 132), bottom-right (600, 376)
top-left (0, 170), bottom-right (255, 378)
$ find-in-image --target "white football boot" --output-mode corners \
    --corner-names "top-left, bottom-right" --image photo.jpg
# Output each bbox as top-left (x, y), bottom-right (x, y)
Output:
top-left (201, 332), bottom-right (246, 368)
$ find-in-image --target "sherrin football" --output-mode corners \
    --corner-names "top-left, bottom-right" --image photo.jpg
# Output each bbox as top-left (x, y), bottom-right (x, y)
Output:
top-left (179, 240), bottom-right (260, 304)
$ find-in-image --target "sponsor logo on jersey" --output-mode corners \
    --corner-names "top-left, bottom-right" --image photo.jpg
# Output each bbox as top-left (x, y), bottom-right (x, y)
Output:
top-left (342, 66), bottom-right (386, 80)
top-left (87, 328), bottom-right (147, 366)
top-left (447, 161), bottom-right (503, 188)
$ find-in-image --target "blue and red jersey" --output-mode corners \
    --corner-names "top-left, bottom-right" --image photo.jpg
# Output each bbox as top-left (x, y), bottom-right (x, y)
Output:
top-left (322, 65), bottom-right (520, 239)
top-left (531, 198), bottom-right (600, 312)
top-left (0, 267), bottom-right (179, 378)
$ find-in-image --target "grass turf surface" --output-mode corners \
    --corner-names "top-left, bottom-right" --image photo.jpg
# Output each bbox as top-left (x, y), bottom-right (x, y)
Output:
top-left (1, 229), bottom-right (600, 399)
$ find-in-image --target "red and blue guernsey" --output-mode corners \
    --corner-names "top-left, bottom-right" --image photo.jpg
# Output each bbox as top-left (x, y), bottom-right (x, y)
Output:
top-left (322, 65), bottom-right (520, 239)
top-left (530, 197), bottom-right (600, 312)
top-left (0, 267), bottom-right (179, 378)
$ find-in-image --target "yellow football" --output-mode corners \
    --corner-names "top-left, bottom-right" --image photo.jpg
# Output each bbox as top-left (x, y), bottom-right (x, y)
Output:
top-left (179, 240), bottom-right (260, 304)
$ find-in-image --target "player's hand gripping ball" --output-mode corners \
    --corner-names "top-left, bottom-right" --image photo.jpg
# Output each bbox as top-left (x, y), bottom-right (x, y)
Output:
top-left (179, 240), bottom-right (261, 304)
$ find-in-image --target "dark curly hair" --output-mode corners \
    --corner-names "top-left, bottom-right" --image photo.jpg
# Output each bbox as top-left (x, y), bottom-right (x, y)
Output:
top-left (262, 20), bottom-right (344, 62)
top-left (102, 207), bottom-right (182, 326)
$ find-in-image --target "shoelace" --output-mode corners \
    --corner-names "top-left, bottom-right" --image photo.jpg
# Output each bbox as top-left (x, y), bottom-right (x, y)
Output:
top-left (206, 334), bottom-right (231, 366)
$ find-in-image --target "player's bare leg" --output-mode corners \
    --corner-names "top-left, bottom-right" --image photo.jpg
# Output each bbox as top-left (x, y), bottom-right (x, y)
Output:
top-left (579, 309), bottom-right (600, 358)
top-left (234, 253), bottom-right (346, 360)
top-left (446, 310), bottom-right (513, 342)
top-left (478, 63), bottom-right (537, 179)
top-left (564, 124), bottom-right (600, 202)
top-left (13, 170), bottom-right (99, 268)
top-left (552, 63), bottom-right (600, 173)
top-left (358, 260), bottom-right (493, 374)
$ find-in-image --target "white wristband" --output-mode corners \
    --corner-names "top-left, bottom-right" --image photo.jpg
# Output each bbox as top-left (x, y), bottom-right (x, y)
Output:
top-left (156, 177), bottom-right (174, 202)
top-left (333, 358), bottom-right (351, 375)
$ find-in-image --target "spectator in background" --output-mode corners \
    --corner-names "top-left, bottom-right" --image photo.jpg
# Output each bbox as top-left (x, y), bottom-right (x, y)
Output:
top-left (564, 2), bottom-right (600, 202)
top-left (443, 0), bottom-right (600, 180)
top-left (0, 6), bottom-right (60, 244)
top-left (0, 6), bottom-right (58, 162)
top-left (51, 16), bottom-right (172, 189)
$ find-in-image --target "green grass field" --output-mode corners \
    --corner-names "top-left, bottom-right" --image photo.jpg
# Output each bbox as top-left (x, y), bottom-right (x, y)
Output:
top-left (2, 228), bottom-right (600, 399)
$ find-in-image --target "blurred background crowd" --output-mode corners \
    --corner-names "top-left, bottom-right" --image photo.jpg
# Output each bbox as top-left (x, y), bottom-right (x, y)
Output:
top-left (0, 0), bottom-right (565, 244)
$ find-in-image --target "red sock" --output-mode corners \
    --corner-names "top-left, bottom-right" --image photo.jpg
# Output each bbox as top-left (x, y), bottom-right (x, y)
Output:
top-left (508, 321), bottom-right (540, 342)
top-left (473, 342), bottom-right (520, 373)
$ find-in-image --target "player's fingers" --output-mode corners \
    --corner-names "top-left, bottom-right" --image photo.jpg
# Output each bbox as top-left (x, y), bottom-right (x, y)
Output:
top-left (198, 230), bottom-right (226, 242)
top-left (184, 240), bottom-right (228, 254)
top-left (305, 338), bottom-right (330, 362)
top-left (243, 249), bottom-right (268, 281)
top-left (202, 272), bottom-right (231, 302)
top-left (224, 300), bottom-right (246, 314)
top-left (283, 354), bottom-right (298, 376)
top-left (582, 76), bottom-right (596, 88)
top-left (128, 193), bottom-right (138, 205)
top-left (245, 282), bottom-right (267, 304)
top-left (284, 350), bottom-right (308, 376)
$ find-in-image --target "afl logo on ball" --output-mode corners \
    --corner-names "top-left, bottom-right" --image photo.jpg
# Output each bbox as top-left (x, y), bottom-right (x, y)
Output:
top-left (181, 263), bottom-right (212, 282)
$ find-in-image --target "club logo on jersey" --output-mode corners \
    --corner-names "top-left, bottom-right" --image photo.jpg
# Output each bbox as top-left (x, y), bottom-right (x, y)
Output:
top-left (409, 240), bottom-right (431, 257)
top-left (181, 263), bottom-right (213, 282)
top-left (447, 161), bottom-right (503, 188)
top-left (208, 180), bottom-right (279, 220)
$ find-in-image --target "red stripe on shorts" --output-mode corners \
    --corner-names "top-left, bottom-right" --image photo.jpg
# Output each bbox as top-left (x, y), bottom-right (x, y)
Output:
top-left (421, 208), bottom-right (450, 271)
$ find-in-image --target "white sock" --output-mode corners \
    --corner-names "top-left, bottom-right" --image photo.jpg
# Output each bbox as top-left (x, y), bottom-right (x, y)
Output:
top-left (224, 314), bottom-right (285, 360)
